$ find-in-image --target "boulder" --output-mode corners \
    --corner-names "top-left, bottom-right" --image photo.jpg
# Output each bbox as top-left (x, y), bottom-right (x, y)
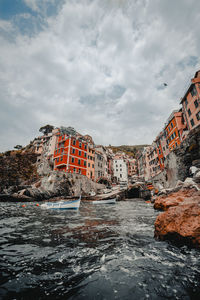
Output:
top-left (182, 177), bottom-right (200, 191)
top-left (192, 159), bottom-right (200, 168)
top-left (193, 171), bottom-right (200, 184)
top-left (154, 203), bottom-right (200, 248)
top-left (154, 188), bottom-right (198, 211)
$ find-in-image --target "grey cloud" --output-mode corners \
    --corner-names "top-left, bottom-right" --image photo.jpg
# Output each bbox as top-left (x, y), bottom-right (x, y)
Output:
top-left (0, 0), bottom-right (200, 151)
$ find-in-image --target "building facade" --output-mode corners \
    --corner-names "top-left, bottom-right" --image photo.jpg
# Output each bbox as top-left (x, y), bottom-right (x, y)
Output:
top-left (164, 110), bottom-right (186, 152)
top-left (54, 134), bottom-right (88, 176)
top-left (181, 70), bottom-right (200, 131)
top-left (113, 157), bottom-right (128, 182)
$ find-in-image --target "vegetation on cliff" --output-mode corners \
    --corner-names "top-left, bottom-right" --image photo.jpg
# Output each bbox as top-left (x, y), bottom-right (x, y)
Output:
top-left (0, 150), bottom-right (39, 193)
top-left (108, 144), bottom-right (149, 158)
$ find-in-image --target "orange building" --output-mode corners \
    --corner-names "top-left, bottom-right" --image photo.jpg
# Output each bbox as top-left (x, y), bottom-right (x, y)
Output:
top-left (54, 134), bottom-right (88, 176)
top-left (164, 110), bottom-right (186, 151)
top-left (181, 70), bottom-right (200, 130)
top-left (155, 134), bottom-right (165, 170)
top-left (87, 146), bottom-right (95, 180)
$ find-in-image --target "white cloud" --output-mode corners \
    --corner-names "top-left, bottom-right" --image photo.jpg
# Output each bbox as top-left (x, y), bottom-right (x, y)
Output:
top-left (0, 0), bottom-right (200, 151)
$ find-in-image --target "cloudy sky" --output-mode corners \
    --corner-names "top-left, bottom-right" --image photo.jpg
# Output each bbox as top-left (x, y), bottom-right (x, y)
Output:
top-left (0, 0), bottom-right (200, 151)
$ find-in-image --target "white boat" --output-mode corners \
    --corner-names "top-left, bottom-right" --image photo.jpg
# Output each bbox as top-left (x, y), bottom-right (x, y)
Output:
top-left (92, 198), bottom-right (116, 204)
top-left (41, 196), bottom-right (81, 210)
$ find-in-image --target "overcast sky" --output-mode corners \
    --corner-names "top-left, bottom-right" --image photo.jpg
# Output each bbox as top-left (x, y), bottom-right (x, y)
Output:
top-left (0, 0), bottom-right (200, 151)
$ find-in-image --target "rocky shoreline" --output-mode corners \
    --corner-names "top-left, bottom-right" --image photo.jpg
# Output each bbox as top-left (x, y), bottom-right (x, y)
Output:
top-left (153, 174), bottom-right (200, 248)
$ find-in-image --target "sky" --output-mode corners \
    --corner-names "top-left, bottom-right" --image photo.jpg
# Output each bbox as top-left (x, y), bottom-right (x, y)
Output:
top-left (0, 0), bottom-right (200, 151)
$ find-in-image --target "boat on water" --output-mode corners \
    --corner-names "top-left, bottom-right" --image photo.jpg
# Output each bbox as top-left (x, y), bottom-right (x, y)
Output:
top-left (92, 198), bottom-right (116, 204)
top-left (41, 196), bottom-right (81, 210)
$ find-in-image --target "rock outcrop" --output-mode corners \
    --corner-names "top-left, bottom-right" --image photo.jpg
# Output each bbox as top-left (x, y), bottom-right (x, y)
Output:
top-left (155, 202), bottom-right (200, 248)
top-left (0, 150), bottom-right (39, 194)
top-left (154, 185), bottom-right (200, 248)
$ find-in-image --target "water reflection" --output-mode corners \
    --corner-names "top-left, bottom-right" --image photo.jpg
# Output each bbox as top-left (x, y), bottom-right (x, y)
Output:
top-left (0, 200), bottom-right (200, 299)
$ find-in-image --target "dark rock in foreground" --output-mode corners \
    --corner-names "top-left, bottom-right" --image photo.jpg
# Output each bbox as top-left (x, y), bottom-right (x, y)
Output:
top-left (154, 202), bottom-right (200, 248)
top-left (154, 188), bottom-right (200, 248)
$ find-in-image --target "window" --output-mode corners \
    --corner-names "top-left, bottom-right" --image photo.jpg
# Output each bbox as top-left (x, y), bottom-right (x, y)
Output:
top-left (116, 169), bottom-right (118, 172)
top-left (73, 167), bottom-right (76, 173)
top-left (185, 99), bottom-right (188, 107)
top-left (84, 145), bottom-right (87, 150)
top-left (84, 153), bottom-right (87, 158)
top-left (72, 157), bottom-right (75, 163)
top-left (190, 118), bottom-right (195, 127)
top-left (194, 99), bottom-right (199, 108)
top-left (120, 169), bottom-right (122, 171)
top-left (175, 142), bottom-right (178, 147)
top-left (171, 122), bottom-right (173, 128)
top-left (191, 85), bottom-right (197, 97)
top-left (92, 164), bottom-right (94, 168)
top-left (120, 174), bottom-right (122, 178)
top-left (57, 158), bottom-right (59, 162)
top-left (78, 159), bottom-right (81, 165)
top-left (79, 142), bottom-right (82, 148)
top-left (60, 156), bottom-right (63, 161)
top-left (84, 161), bottom-right (86, 167)
top-left (88, 163), bottom-right (90, 167)
top-left (72, 148), bottom-right (75, 154)
top-left (78, 150), bottom-right (81, 156)
top-left (196, 111), bottom-right (200, 121)
top-left (120, 164), bottom-right (122, 167)
top-left (116, 165), bottom-right (118, 167)
top-left (79, 169), bottom-right (81, 174)
top-left (73, 139), bottom-right (76, 146)
top-left (188, 108), bottom-right (191, 116)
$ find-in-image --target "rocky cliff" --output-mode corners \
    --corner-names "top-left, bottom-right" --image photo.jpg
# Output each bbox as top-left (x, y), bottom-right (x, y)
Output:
top-left (0, 149), bottom-right (105, 201)
top-left (0, 150), bottom-right (39, 194)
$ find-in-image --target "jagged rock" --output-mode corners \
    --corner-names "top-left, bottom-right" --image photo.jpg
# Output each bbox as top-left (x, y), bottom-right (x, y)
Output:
top-left (193, 171), bottom-right (200, 184)
top-left (182, 177), bottom-right (200, 191)
top-left (0, 193), bottom-right (33, 202)
top-left (175, 180), bottom-right (184, 187)
top-left (154, 188), bottom-right (199, 211)
top-left (192, 159), bottom-right (200, 167)
top-left (154, 202), bottom-right (200, 248)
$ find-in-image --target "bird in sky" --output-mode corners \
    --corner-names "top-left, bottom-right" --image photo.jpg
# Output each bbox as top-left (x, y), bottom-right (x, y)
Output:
top-left (163, 83), bottom-right (168, 86)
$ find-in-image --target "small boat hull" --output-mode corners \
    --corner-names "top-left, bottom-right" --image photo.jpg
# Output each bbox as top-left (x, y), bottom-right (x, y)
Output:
top-left (41, 196), bottom-right (81, 210)
top-left (92, 198), bottom-right (116, 204)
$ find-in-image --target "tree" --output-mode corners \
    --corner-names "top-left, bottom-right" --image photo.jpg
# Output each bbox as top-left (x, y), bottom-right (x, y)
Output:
top-left (39, 124), bottom-right (54, 135)
top-left (14, 145), bottom-right (22, 150)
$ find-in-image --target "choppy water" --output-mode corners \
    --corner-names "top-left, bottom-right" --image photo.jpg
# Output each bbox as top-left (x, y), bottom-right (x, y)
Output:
top-left (0, 199), bottom-right (200, 300)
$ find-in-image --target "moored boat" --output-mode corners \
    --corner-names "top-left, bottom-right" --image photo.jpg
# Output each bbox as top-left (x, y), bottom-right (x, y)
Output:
top-left (92, 198), bottom-right (116, 204)
top-left (41, 196), bottom-right (81, 210)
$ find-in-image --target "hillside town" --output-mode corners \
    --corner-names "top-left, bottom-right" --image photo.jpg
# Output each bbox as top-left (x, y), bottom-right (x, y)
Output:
top-left (31, 70), bottom-right (200, 187)
top-left (33, 125), bottom-right (138, 186)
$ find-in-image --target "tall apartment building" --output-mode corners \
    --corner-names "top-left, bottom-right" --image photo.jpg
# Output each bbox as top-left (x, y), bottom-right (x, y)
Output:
top-left (113, 156), bottom-right (128, 182)
top-left (94, 150), bottom-right (105, 180)
top-left (148, 144), bottom-right (160, 178)
top-left (181, 70), bottom-right (200, 130)
top-left (54, 134), bottom-right (88, 175)
top-left (87, 145), bottom-right (95, 180)
top-left (164, 109), bottom-right (186, 151)
top-left (128, 158), bottom-right (137, 177)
